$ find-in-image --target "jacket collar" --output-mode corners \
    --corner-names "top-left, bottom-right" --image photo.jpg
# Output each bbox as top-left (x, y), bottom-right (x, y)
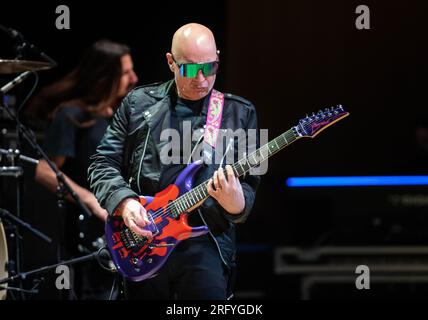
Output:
top-left (141, 80), bottom-right (219, 168)
top-left (144, 79), bottom-right (214, 129)
top-left (146, 79), bottom-right (176, 99)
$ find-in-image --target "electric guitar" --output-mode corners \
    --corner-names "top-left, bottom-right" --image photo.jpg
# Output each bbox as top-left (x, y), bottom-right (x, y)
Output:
top-left (106, 105), bottom-right (349, 281)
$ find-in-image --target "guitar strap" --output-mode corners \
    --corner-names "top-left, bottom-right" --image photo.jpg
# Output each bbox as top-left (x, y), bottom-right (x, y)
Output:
top-left (203, 89), bottom-right (225, 164)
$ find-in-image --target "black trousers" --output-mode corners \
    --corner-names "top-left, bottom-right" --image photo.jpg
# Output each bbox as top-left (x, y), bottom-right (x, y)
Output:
top-left (124, 234), bottom-right (229, 300)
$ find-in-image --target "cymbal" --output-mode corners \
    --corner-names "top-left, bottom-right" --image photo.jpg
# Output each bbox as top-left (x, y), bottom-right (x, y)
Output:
top-left (0, 59), bottom-right (54, 74)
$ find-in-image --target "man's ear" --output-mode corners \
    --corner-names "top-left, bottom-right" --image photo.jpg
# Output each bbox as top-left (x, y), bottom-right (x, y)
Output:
top-left (166, 53), bottom-right (174, 71)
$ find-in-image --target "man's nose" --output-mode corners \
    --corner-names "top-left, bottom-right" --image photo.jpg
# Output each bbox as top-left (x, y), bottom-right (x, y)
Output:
top-left (195, 69), bottom-right (206, 81)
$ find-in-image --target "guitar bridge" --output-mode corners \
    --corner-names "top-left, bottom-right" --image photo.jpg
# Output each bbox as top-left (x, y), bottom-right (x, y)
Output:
top-left (120, 228), bottom-right (147, 250)
top-left (119, 212), bottom-right (160, 251)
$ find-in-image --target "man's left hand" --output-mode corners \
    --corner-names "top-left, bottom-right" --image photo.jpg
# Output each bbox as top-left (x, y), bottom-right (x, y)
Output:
top-left (207, 165), bottom-right (245, 214)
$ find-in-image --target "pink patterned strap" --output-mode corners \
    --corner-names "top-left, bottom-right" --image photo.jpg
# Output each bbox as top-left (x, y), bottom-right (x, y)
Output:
top-left (204, 89), bottom-right (225, 149)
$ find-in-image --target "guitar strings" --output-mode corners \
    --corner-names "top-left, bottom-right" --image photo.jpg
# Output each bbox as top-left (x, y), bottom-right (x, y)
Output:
top-left (127, 113), bottom-right (343, 240)
top-left (148, 129), bottom-right (297, 220)
top-left (147, 115), bottom-right (329, 221)
top-left (134, 112), bottom-right (343, 223)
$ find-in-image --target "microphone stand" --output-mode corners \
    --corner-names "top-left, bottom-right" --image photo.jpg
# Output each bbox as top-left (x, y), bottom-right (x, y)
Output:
top-left (0, 26), bottom-right (59, 296)
top-left (0, 250), bottom-right (108, 286)
top-left (0, 24), bottom-right (57, 66)
top-left (0, 93), bottom-right (93, 300)
top-left (0, 148), bottom-right (39, 165)
top-left (0, 98), bottom-right (93, 241)
top-left (0, 26), bottom-right (96, 299)
top-left (0, 208), bottom-right (52, 244)
top-left (0, 247), bottom-right (115, 299)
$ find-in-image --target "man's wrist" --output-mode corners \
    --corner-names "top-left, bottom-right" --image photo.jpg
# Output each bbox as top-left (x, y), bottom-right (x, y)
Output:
top-left (224, 200), bottom-right (245, 215)
top-left (115, 197), bottom-right (139, 216)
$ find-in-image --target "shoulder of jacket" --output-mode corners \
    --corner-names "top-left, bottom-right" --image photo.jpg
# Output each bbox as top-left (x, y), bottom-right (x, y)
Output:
top-left (121, 83), bottom-right (164, 111)
top-left (128, 82), bottom-right (164, 97)
top-left (223, 92), bottom-right (254, 111)
top-left (224, 92), bottom-right (252, 105)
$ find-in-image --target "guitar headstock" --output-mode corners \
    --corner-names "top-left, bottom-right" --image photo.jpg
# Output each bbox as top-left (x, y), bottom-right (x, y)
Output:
top-left (294, 105), bottom-right (349, 138)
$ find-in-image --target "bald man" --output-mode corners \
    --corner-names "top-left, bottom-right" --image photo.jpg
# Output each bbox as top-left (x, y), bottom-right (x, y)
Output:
top-left (89, 23), bottom-right (260, 300)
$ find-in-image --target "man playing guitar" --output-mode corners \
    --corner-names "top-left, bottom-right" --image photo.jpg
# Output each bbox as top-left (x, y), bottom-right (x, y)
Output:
top-left (88, 23), bottom-right (260, 300)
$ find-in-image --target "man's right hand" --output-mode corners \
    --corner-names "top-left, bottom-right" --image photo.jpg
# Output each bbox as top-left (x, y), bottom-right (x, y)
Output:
top-left (117, 198), bottom-right (153, 239)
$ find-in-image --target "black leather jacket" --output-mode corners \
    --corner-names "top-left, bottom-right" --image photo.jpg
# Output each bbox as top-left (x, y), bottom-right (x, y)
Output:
top-left (88, 80), bottom-right (260, 268)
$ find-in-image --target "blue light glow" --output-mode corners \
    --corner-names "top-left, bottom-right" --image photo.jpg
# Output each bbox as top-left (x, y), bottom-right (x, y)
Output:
top-left (286, 176), bottom-right (428, 187)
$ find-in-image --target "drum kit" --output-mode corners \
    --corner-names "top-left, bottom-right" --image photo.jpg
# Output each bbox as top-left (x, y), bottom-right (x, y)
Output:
top-left (0, 57), bottom-right (56, 300)
top-left (0, 218), bottom-right (8, 300)
top-left (0, 26), bottom-right (115, 300)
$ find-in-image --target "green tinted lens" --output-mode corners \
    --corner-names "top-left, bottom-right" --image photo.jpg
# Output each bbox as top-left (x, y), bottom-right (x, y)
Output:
top-left (182, 63), bottom-right (200, 78)
top-left (180, 61), bottom-right (219, 78)
top-left (202, 62), bottom-right (218, 77)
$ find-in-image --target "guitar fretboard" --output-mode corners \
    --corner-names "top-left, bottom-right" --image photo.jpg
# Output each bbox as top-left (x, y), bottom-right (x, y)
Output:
top-left (170, 128), bottom-right (299, 217)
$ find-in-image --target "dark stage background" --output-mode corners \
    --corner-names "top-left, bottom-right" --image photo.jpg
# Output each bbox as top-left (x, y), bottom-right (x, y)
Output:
top-left (1, 0), bottom-right (428, 299)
